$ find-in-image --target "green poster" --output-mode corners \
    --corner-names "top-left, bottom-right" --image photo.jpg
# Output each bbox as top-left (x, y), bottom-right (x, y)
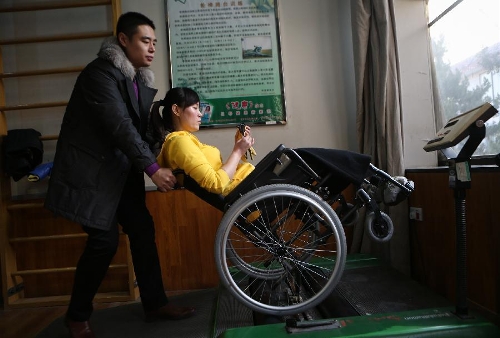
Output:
top-left (165, 0), bottom-right (286, 127)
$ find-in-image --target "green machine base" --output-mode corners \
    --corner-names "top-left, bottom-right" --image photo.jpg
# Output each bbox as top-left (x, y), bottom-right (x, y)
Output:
top-left (219, 254), bottom-right (500, 337)
top-left (220, 307), bottom-right (499, 337)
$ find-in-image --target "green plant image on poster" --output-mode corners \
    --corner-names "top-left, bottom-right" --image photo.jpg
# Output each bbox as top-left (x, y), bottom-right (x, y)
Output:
top-left (165, 0), bottom-right (286, 128)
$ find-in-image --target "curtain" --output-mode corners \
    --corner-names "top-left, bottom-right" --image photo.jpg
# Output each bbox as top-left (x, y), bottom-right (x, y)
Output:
top-left (350, 0), bottom-right (410, 275)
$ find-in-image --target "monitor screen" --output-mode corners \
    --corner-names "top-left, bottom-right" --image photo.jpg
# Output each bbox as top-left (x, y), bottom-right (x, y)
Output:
top-left (424, 103), bottom-right (498, 152)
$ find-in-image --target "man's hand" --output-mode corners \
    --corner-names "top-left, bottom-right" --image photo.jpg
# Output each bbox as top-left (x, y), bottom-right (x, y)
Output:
top-left (151, 168), bottom-right (177, 192)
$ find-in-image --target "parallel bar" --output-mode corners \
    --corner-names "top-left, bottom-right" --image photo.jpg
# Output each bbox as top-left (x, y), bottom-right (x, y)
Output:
top-left (6, 202), bottom-right (44, 210)
top-left (0, 0), bottom-right (111, 13)
top-left (6, 292), bottom-right (133, 308)
top-left (9, 231), bottom-right (125, 242)
top-left (40, 134), bottom-right (59, 141)
top-left (12, 264), bottom-right (128, 276)
top-left (0, 66), bottom-right (84, 79)
top-left (0, 101), bottom-right (67, 111)
top-left (10, 233), bottom-right (87, 243)
top-left (0, 31), bottom-right (112, 45)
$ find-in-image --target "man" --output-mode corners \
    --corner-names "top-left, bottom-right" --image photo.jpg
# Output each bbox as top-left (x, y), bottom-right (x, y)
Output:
top-left (45, 12), bottom-right (194, 338)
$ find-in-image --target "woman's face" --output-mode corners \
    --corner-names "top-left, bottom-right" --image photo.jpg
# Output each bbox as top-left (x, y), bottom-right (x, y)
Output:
top-left (174, 102), bottom-right (202, 132)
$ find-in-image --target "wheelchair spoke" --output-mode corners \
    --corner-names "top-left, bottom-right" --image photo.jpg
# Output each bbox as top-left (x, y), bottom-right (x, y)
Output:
top-left (216, 184), bottom-right (347, 316)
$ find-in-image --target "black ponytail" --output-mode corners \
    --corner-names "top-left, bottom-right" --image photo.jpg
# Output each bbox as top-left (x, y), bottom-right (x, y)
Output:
top-left (148, 100), bottom-right (166, 156)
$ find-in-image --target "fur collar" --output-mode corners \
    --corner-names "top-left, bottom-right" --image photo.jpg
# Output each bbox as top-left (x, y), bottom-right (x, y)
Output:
top-left (97, 37), bottom-right (155, 87)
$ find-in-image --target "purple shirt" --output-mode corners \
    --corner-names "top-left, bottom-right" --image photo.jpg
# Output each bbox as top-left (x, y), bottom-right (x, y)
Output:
top-left (134, 77), bottom-right (159, 177)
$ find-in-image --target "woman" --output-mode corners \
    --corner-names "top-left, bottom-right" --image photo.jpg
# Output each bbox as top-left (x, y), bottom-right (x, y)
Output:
top-left (151, 87), bottom-right (255, 196)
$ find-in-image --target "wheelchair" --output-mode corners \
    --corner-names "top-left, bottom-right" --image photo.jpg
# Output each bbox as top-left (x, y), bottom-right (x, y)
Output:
top-left (175, 144), bottom-right (414, 316)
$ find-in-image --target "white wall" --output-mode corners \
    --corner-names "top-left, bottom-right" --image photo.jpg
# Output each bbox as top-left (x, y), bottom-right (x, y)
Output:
top-left (123, 0), bottom-right (437, 169)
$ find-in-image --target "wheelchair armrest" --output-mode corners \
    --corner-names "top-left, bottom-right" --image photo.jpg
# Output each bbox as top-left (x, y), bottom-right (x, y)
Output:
top-left (224, 144), bottom-right (323, 204)
top-left (282, 148), bottom-right (322, 182)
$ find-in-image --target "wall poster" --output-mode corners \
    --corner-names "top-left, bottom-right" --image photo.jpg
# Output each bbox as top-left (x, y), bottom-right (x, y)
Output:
top-left (165, 0), bottom-right (286, 128)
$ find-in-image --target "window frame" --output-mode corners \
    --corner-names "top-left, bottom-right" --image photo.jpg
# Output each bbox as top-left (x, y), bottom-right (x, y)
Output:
top-left (427, 0), bottom-right (500, 166)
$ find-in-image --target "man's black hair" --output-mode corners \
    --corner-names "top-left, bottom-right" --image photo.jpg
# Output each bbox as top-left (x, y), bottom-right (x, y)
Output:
top-left (116, 12), bottom-right (155, 39)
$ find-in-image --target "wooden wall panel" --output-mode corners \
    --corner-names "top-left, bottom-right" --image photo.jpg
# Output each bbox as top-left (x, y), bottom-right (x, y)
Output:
top-left (466, 172), bottom-right (500, 313)
top-left (407, 169), bottom-right (499, 322)
top-left (8, 206), bottom-right (132, 298)
top-left (146, 189), bottom-right (223, 291)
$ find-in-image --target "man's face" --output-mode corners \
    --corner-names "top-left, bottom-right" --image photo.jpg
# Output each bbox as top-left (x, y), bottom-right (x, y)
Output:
top-left (119, 24), bottom-right (157, 69)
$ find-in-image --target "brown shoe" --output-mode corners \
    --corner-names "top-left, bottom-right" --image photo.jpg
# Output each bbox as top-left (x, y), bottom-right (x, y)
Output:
top-left (64, 316), bottom-right (95, 338)
top-left (145, 304), bottom-right (195, 322)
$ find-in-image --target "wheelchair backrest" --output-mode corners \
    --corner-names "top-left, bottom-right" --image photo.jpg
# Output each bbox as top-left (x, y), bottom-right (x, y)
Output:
top-left (176, 144), bottom-right (322, 212)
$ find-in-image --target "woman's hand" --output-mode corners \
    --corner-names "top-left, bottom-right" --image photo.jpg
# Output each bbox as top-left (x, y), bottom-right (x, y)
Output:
top-left (222, 126), bottom-right (256, 179)
top-left (234, 125), bottom-right (255, 154)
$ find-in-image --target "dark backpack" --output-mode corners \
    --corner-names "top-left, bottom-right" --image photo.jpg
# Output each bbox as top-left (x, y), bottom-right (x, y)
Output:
top-left (3, 128), bottom-right (44, 182)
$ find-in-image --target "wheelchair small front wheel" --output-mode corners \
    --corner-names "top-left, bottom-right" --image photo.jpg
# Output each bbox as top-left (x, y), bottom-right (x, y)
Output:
top-left (215, 183), bottom-right (347, 316)
top-left (365, 211), bottom-right (394, 242)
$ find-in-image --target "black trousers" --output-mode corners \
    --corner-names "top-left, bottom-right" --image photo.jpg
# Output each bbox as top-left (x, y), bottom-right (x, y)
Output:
top-left (67, 172), bottom-right (168, 321)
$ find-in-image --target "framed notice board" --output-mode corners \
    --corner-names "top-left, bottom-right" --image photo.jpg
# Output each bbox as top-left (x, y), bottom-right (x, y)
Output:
top-left (165, 0), bottom-right (286, 128)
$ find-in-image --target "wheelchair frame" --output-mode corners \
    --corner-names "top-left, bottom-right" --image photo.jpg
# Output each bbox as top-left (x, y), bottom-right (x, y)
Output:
top-left (174, 144), bottom-right (413, 316)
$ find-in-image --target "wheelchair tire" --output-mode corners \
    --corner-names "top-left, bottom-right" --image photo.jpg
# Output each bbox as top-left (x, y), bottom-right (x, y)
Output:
top-left (215, 184), bottom-right (347, 316)
top-left (365, 211), bottom-right (394, 242)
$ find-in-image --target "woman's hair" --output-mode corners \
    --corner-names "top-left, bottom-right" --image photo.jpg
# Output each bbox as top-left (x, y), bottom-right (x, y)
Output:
top-left (149, 87), bottom-right (200, 154)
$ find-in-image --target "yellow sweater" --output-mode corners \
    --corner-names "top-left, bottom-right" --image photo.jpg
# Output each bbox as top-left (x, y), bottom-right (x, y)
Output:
top-left (157, 131), bottom-right (254, 196)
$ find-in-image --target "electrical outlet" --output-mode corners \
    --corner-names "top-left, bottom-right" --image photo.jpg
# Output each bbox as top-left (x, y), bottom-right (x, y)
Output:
top-left (409, 207), bottom-right (423, 221)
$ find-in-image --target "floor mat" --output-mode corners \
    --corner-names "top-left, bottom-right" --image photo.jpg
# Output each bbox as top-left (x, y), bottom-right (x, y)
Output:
top-left (334, 264), bottom-right (452, 315)
top-left (36, 289), bottom-right (218, 338)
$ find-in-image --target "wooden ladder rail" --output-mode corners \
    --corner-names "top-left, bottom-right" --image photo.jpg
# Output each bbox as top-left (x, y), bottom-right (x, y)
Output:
top-left (0, 0), bottom-right (133, 310)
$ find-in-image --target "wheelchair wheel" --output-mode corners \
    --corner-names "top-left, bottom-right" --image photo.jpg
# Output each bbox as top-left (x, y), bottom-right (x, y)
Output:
top-left (215, 184), bottom-right (347, 316)
top-left (365, 211), bottom-right (394, 242)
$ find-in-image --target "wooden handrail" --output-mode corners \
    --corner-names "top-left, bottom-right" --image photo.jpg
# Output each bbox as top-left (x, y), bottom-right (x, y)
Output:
top-left (0, 134), bottom-right (58, 142)
top-left (0, 66), bottom-right (84, 79)
top-left (0, 31), bottom-right (113, 46)
top-left (8, 292), bottom-right (134, 308)
top-left (10, 233), bottom-right (87, 243)
top-left (0, 101), bottom-right (67, 111)
top-left (12, 264), bottom-right (128, 276)
top-left (10, 232), bottom-right (125, 242)
top-left (7, 202), bottom-right (45, 210)
top-left (0, 0), bottom-right (111, 13)
top-left (40, 134), bottom-right (59, 141)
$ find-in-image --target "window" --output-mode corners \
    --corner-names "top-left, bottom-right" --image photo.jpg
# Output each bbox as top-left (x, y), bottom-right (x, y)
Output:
top-left (428, 0), bottom-right (500, 157)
